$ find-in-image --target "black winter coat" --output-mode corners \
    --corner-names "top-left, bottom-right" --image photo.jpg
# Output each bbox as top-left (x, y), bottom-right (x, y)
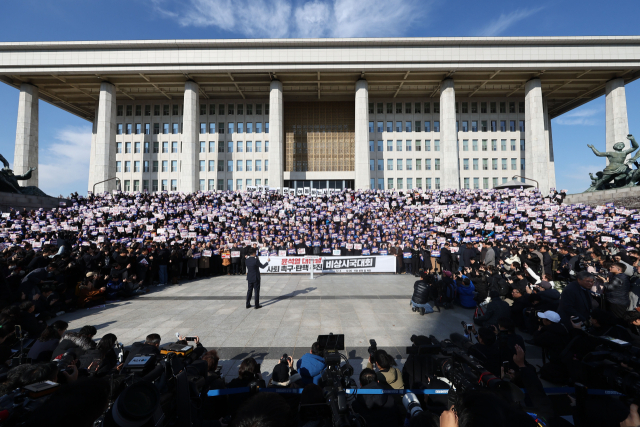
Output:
top-left (605, 273), bottom-right (630, 306)
top-left (530, 322), bottom-right (569, 363)
top-left (412, 280), bottom-right (431, 304)
top-left (475, 298), bottom-right (510, 327)
top-left (352, 382), bottom-right (399, 427)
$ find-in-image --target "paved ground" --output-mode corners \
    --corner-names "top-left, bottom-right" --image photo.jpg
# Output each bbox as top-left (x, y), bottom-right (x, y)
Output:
top-left (55, 273), bottom-right (540, 381)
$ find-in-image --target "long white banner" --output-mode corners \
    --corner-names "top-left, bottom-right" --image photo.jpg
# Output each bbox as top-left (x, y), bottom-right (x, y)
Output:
top-left (258, 256), bottom-right (396, 274)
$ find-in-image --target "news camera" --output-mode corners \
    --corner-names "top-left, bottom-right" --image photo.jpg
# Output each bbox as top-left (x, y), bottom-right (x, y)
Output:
top-left (580, 335), bottom-right (640, 401)
top-left (314, 333), bottom-right (362, 427)
top-left (96, 338), bottom-right (204, 427)
top-left (406, 335), bottom-right (514, 407)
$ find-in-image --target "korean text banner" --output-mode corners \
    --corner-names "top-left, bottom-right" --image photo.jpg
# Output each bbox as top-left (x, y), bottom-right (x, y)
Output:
top-left (258, 256), bottom-right (396, 274)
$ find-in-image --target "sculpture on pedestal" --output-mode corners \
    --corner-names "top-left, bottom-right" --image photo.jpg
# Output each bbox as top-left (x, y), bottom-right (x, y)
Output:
top-left (585, 134), bottom-right (640, 192)
top-left (0, 153), bottom-right (48, 197)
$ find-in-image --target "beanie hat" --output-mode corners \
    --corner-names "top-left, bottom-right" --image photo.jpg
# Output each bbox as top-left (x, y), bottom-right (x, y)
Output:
top-left (271, 363), bottom-right (290, 384)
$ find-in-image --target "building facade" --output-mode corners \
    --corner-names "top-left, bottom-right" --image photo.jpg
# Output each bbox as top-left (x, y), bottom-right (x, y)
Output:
top-left (2, 37), bottom-right (639, 195)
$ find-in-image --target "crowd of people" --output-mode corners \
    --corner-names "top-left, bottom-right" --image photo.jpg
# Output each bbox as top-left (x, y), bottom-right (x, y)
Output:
top-left (0, 187), bottom-right (640, 425)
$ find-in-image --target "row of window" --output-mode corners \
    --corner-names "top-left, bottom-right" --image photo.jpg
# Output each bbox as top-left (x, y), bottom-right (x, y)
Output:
top-left (370, 177), bottom-right (441, 190)
top-left (116, 122), bottom-right (270, 135)
top-left (462, 139), bottom-right (525, 152)
top-left (367, 175), bottom-right (518, 191)
top-left (368, 159), bottom-right (441, 171)
top-left (367, 120), bottom-right (524, 133)
top-left (368, 101), bottom-right (525, 115)
top-left (117, 101), bottom-right (524, 119)
top-left (368, 140), bottom-right (441, 152)
top-left (461, 158), bottom-right (525, 171)
top-left (116, 103), bottom-right (270, 117)
top-left (116, 159), bottom-right (270, 173)
top-left (116, 141), bottom-right (271, 154)
top-left (120, 178), bottom-right (269, 193)
top-left (366, 139), bottom-right (525, 152)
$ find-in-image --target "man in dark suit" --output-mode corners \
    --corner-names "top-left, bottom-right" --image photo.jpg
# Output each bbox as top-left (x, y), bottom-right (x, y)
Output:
top-left (245, 249), bottom-right (270, 309)
top-left (557, 271), bottom-right (594, 327)
top-left (440, 243), bottom-right (453, 273)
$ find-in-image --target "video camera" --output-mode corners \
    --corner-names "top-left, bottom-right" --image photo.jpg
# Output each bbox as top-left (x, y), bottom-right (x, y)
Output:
top-left (314, 333), bottom-right (362, 427)
top-left (97, 338), bottom-right (204, 427)
top-left (580, 336), bottom-right (640, 401)
top-left (406, 335), bottom-right (512, 407)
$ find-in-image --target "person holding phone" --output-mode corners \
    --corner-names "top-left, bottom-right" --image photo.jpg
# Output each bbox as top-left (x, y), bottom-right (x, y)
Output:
top-left (245, 248), bottom-right (269, 309)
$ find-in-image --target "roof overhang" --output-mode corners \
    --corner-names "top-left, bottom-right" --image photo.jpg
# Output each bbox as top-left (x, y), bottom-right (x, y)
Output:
top-left (1, 36), bottom-right (639, 122)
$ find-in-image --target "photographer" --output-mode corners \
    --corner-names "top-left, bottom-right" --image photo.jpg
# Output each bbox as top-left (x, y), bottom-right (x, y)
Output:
top-left (474, 290), bottom-right (509, 328)
top-left (557, 271), bottom-right (594, 326)
top-left (123, 333), bottom-right (161, 366)
top-left (455, 274), bottom-right (476, 309)
top-left (226, 357), bottom-right (265, 418)
top-left (440, 344), bottom-right (572, 427)
top-left (526, 311), bottom-right (568, 364)
top-left (411, 272), bottom-right (439, 313)
top-left (604, 262), bottom-right (631, 319)
top-left (52, 325), bottom-right (97, 359)
top-left (268, 355), bottom-right (302, 414)
top-left (451, 326), bottom-right (501, 377)
top-left (27, 320), bottom-right (68, 362)
top-left (496, 317), bottom-right (526, 372)
top-left (527, 279), bottom-right (560, 309)
top-left (79, 333), bottom-right (119, 376)
top-left (17, 301), bottom-right (46, 338)
top-left (352, 368), bottom-right (399, 427)
top-left (509, 287), bottom-right (531, 330)
top-left (367, 349), bottom-right (404, 390)
top-left (296, 342), bottom-right (326, 385)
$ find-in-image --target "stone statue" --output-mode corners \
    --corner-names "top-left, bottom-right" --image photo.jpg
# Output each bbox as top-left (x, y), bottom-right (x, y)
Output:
top-left (0, 153), bottom-right (48, 197)
top-left (585, 135), bottom-right (640, 192)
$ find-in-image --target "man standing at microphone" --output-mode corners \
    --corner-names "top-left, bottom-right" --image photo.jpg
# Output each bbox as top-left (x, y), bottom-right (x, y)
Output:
top-left (245, 248), bottom-right (270, 309)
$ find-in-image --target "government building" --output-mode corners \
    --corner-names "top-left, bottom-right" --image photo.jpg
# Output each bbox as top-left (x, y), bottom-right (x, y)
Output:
top-left (2, 37), bottom-right (639, 195)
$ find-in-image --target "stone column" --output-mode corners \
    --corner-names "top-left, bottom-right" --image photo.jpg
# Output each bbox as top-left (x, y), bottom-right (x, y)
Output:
top-left (268, 80), bottom-right (284, 188)
top-left (13, 83), bottom-right (39, 187)
top-left (88, 102), bottom-right (99, 193)
top-left (93, 82), bottom-right (117, 193)
top-left (440, 79), bottom-right (460, 189)
top-left (524, 78), bottom-right (550, 194)
top-left (181, 81), bottom-right (199, 193)
top-left (605, 78), bottom-right (629, 154)
top-left (354, 79), bottom-right (370, 190)
top-left (543, 99), bottom-right (556, 192)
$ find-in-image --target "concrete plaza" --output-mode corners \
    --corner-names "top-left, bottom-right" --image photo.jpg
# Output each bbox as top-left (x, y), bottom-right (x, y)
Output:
top-left (55, 273), bottom-right (539, 381)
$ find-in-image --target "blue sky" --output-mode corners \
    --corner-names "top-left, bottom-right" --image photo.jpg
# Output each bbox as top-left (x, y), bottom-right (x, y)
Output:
top-left (0, 0), bottom-right (639, 196)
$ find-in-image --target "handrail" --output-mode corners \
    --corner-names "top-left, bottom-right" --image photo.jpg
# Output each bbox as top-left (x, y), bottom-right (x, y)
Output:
top-left (92, 177), bottom-right (121, 195)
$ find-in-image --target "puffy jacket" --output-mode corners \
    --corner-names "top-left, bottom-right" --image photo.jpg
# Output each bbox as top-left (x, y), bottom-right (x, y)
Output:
top-left (412, 280), bottom-right (430, 305)
top-left (605, 273), bottom-right (630, 306)
top-left (51, 332), bottom-right (96, 359)
top-left (457, 281), bottom-right (476, 308)
top-left (352, 382), bottom-right (398, 427)
top-left (296, 353), bottom-right (326, 385)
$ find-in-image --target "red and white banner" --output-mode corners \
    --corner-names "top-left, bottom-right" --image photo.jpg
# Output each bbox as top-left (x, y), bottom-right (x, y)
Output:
top-left (258, 256), bottom-right (396, 274)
